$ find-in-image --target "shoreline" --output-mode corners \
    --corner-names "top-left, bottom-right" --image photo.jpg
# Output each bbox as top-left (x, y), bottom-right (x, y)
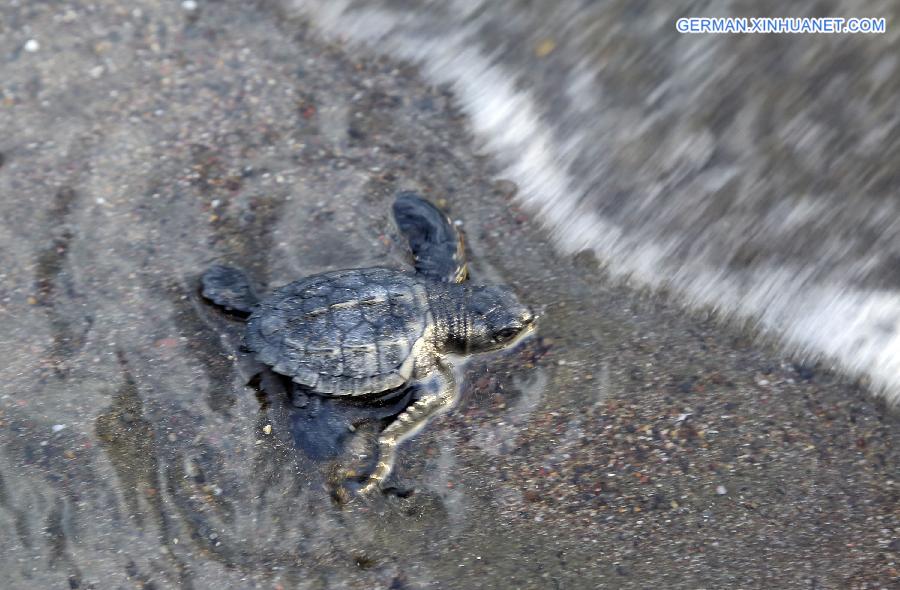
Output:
top-left (0, 1), bottom-right (895, 588)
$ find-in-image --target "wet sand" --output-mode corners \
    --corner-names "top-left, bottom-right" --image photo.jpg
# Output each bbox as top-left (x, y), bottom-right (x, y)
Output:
top-left (0, 1), bottom-right (896, 588)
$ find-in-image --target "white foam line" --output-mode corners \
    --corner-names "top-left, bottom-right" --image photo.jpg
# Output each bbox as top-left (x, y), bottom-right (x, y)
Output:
top-left (288, 0), bottom-right (900, 405)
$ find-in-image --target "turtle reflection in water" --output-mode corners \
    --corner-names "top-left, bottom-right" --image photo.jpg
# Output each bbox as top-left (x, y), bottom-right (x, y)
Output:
top-left (201, 193), bottom-right (535, 495)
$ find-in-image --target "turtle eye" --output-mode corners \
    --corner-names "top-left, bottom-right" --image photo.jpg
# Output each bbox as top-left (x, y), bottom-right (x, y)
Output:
top-left (495, 327), bottom-right (518, 342)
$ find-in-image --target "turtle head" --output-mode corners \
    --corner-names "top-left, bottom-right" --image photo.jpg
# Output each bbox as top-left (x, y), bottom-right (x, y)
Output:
top-left (462, 285), bottom-right (535, 351)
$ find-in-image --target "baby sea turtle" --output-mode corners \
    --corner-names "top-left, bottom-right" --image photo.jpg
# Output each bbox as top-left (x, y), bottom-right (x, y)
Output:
top-left (201, 193), bottom-right (535, 494)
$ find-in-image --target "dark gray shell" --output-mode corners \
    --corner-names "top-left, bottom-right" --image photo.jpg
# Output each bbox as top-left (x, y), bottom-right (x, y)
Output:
top-left (245, 268), bottom-right (432, 396)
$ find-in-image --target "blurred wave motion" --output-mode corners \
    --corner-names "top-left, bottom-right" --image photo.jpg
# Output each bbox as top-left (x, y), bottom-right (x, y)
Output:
top-left (290, 0), bottom-right (900, 403)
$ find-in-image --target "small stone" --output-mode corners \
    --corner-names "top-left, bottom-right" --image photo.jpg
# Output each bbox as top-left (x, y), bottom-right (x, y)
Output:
top-left (494, 179), bottom-right (518, 198)
top-left (716, 485), bottom-right (727, 495)
top-left (534, 39), bottom-right (556, 58)
top-left (523, 489), bottom-right (541, 502)
top-left (24, 39), bottom-right (40, 53)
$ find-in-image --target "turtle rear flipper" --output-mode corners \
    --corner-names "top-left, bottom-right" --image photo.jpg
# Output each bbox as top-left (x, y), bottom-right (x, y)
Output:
top-left (200, 264), bottom-right (260, 316)
top-left (393, 192), bottom-right (467, 283)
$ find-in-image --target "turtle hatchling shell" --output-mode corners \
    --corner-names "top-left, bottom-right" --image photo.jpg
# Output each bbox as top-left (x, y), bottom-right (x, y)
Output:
top-left (245, 268), bottom-right (432, 396)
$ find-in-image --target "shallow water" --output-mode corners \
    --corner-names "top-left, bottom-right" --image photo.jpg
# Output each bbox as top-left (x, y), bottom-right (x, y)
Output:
top-left (1, 1), bottom-right (897, 588)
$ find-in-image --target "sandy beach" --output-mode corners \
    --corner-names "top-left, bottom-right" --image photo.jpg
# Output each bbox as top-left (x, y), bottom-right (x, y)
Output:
top-left (0, 1), bottom-right (896, 588)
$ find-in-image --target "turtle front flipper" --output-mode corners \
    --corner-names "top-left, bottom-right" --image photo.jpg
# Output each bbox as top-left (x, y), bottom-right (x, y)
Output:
top-left (358, 361), bottom-right (458, 495)
top-left (393, 192), bottom-right (468, 283)
top-left (200, 264), bottom-right (260, 316)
